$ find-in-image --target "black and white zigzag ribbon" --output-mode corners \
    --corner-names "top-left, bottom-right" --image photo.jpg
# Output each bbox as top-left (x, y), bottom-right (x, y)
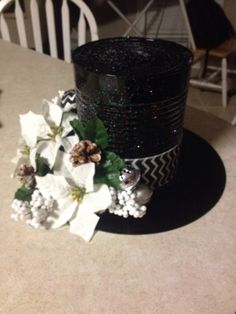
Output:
top-left (61, 89), bottom-right (77, 112)
top-left (125, 145), bottom-right (181, 189)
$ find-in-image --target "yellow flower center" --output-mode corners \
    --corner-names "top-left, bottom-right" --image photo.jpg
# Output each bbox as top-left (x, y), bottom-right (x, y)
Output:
top-left (48, 125), bottom-right (64, 140)
top-left (20, 145), bottom-right (30, 156)
top-left (70, 186), bottom-right (85, 204)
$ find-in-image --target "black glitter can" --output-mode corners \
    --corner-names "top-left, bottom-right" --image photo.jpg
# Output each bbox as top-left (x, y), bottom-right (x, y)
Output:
top-left (72, 37), bottom-right (192, 188)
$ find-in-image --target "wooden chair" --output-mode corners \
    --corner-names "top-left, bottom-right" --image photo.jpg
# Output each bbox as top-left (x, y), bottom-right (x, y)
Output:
top-left (0, 0), bottom-right (98, 62)
top-left (179, 0), bottom-right (236, 108)
top-left (106, 0), bottom-right (154, 36)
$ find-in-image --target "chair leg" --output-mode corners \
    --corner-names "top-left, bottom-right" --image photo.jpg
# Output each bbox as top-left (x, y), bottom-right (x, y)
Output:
top-left (222, 57), bottom-right (227, 108)
top-left (232, 114), bottom-right (236, 125)
top-left (107, 1), bottom-right (142, 36)
top-left (123, 0), bottom-right (154, 36)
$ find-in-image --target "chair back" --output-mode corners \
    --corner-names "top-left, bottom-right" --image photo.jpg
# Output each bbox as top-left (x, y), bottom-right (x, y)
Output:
top-left (0, 0), bottom-right (98, 62)
top-left (179, 0), bottom-right (196, 50)
top-left (179, 0), bottom-right (235, 51)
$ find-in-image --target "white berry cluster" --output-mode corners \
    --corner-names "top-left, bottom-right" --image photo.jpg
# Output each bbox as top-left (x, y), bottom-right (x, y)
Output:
top-left (11, 190), bottom-right (54, 229)
top-left (108, 187), bottom-right (147, 218)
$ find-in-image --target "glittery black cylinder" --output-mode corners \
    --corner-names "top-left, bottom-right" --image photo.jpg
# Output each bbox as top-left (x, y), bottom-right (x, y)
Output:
top-left (72, 38), bottom-right (192, 187)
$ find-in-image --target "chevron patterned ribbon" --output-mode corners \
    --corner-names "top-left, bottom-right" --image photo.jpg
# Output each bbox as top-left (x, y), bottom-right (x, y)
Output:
top-left (125, 145), bottom-right (181, 189)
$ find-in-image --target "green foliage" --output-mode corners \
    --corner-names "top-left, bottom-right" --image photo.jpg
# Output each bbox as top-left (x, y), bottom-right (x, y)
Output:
top-left (35, 155), bottom-right (52, 176)
top-left (103, 152), bottom-right (125, 173)
top-left (70, 119), bottom-right (85, 139)
top-left (70, 118), bottom-right (108, 149)
top-left (15, 186), bottom-right (34, 201)
top-left (94, 151), bottom-right (125, 190)
top-left (71, 117), bottom-right (125, 190)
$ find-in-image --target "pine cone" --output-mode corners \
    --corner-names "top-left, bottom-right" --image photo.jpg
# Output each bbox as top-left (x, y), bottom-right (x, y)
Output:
top-left (70, 140), bottom-right (101, 166)
top-left (16, 164), bottom-right (35, 188)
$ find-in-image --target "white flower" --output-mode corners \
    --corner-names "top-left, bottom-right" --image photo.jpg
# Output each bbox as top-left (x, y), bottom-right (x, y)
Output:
top-left (20, 99), bottom-right (78, 169)
top-left (49, 90), bottom-right (65, 107)
top-left (11, 138), bottom-right (36, 177)
top-left (45, 90), bottom-right (77, 112)
top-left (36, 160), bottom-right (111, 241)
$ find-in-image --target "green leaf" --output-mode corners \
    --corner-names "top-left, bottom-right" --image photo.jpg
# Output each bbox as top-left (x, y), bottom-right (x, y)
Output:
top-left (94, 171), bottom-right (121, 190)
top-left (103, 152), bottom-right (125, 173)
top-left (94, 151), bottom-right (125, 190)
top-left (84, 118), bottom-right (108, 149)
top-left (15, 186), bottom-right (34, 201)
top-left (70, 119), bottom-right (85, 139)
top-left (71, 118), bottom-right (108, 149)
top-left (94, 173), bottom-right (107, 185)
top-left (106, 172), bottom-right (121, 190)
top-left (36, 155), bottom-right (51, 176)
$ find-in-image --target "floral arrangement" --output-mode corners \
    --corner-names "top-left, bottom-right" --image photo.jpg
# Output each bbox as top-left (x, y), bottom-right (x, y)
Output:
top-left (11, 91), bottom-right (152, 241)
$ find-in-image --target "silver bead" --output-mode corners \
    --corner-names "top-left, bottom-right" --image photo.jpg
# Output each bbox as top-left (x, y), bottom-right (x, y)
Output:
top-left (119, 166), bottom-right (141, 191)
top-left (134, 184), bottom-right (153, 205)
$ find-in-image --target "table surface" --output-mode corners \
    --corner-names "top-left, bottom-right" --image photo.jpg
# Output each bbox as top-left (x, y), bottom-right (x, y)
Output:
top-left (0, 39), bottom-right (235, 314)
